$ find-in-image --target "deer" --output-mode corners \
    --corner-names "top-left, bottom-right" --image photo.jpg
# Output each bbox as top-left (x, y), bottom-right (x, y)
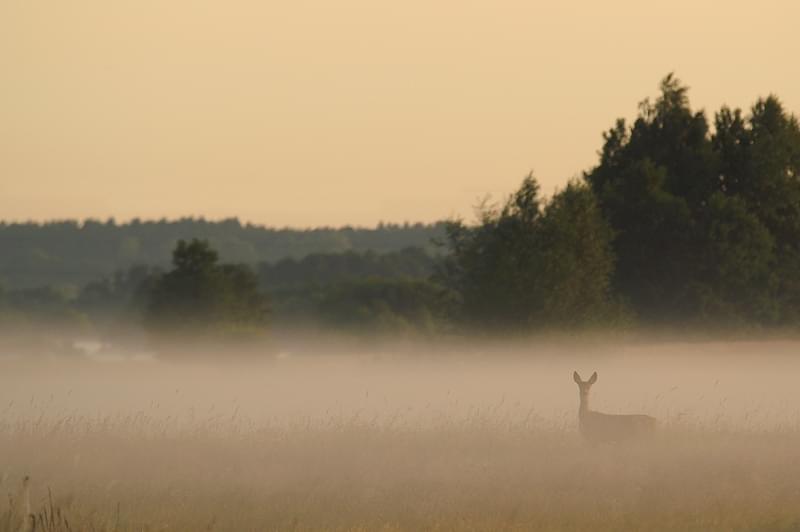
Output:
top-left (573, 371), bottom-right (656, 443)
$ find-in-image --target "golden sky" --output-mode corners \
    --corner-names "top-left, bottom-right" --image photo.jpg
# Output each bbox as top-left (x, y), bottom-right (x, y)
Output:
top-left (1, 0), bottom-right (798, 228)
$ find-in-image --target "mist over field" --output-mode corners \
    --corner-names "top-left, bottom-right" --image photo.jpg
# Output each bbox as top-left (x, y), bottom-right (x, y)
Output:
top-left (2, 338), bottom-right (800, 531)
top-left (4, 339), bottom-right (800, 430)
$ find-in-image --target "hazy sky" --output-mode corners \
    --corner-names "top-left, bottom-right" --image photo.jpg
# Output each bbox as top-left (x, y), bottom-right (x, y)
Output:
top-left (1, 1), bottom-right (798, 228)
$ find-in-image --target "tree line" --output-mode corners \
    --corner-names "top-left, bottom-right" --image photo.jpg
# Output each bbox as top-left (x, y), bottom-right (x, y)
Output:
top-left (0, 218), bottom-right (445, 289)
top-left (2, 74), bottom-right (799, 346)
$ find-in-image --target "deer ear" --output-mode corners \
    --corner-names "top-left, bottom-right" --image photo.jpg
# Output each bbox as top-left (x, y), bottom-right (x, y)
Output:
top-left (588, 372), bottom-right (598, 384)
top-left (573, 371), bottom-right (582, 384)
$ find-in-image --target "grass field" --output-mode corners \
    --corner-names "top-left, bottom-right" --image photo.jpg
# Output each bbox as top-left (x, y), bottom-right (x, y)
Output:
top-left (2, 341), bottom-right (800, 531)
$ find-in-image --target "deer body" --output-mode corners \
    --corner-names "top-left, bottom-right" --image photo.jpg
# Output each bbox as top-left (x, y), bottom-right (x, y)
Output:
top-left (574, 371), bottom-right (656, 443)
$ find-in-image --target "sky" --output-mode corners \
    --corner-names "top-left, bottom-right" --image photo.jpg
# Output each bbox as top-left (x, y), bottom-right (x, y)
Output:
top-left (1, 0), bottom-right (798, 228)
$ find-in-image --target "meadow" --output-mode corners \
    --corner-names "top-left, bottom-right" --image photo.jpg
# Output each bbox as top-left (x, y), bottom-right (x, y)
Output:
top-left (2, 340), bottom-right (800, 531)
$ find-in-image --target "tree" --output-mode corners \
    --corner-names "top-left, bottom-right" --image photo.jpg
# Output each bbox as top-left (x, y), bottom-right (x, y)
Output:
top-left (713, 96), bottom-right (800, 322)
top-left (145, 239), bottom-right (269, 341)
top-left (585, 74), bottom-right (719, 322)
top-left (584, 74), bottom-right (800, 326)
top-left (691, 193), bottom-right (777, 324)
top-left (440, 174), bottom-right (624, 331)
top-left (532, 181), bottom-right (624, 326)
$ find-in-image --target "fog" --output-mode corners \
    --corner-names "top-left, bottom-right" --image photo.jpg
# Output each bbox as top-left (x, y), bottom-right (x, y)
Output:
top-left (1, 337), bottom-right (799, 530)
top-left (4, 339), bottom-right (797, 430)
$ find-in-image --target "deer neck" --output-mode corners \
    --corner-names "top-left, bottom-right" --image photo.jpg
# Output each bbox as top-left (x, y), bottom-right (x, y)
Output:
top-left (578, 391), bottom-right (590, 417)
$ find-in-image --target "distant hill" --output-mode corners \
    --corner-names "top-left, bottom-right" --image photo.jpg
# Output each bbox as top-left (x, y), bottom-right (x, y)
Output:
top-left (0, 218), bottom-right (446, 289)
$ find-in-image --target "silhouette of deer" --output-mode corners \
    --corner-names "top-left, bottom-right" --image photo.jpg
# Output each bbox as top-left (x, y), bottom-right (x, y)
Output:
top-left (573, 371), bottom-right (656, 443)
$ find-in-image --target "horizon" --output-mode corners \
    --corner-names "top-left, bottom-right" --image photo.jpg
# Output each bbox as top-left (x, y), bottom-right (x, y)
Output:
top-left (0, 214), bottom-right (444, 231)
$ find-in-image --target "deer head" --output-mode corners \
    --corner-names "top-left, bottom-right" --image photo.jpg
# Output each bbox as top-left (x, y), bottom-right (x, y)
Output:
top-left (573, 371), bottom-right (597, 409)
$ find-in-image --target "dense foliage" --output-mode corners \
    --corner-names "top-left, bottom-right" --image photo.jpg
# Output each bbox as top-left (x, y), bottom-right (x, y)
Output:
top-left (439, 176), bottom-right (626, 330)
top-left (316, 278), bottom-right (456, 336)
top-left (145, 239), bottom-right (269, 340)
top-left (585, 74), bottom-right (800, 326)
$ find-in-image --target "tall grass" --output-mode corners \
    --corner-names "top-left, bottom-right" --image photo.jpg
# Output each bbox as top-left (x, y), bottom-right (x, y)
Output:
top-left (1, 411), bottom-right (800, 531)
